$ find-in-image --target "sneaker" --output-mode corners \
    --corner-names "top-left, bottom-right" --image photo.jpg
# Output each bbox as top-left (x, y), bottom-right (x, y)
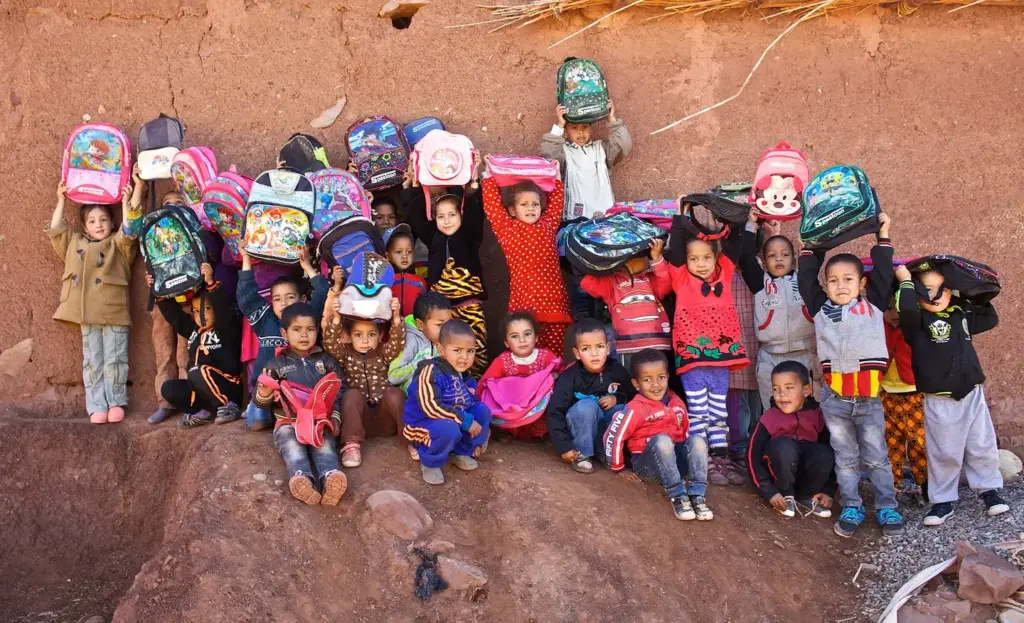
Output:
top-left (288, 474), bottom-right (322, 505)
top-left (449, 454), bottom-right (479, 472)
top-left (691, 496), bottom-right (714, 521)
top-left (179, 410), bottom-right (215, 428)
top-left (571, 456), bottom-right (594, 474)
top-left (421, 465), bottom-right (445, 485)
top-left (320, 471), bottom-right (348, 506)
top-left (923, 502), bottom-right (954, 526)
top-left (214, 402), bottom-right (241, 424)
top-left (341, 443), bottom-right (362, 468)
top-left (981, 491), bottom-right (1010, 517)
top-left (148, 407), bottom-right (175, 424)
top-left (671, 495), bottom-right (696, 521)
top-left (707, 459), bottom-right (731, 486)
top-left (809, 499), bottom-right (832, 518)
top-left (779, 496), bottom-right (797, 518)
top-left (107, 406), bottom-right (125, 423)
top-left (877, 508), bottom-right (905, 537)
top-left (834, 506), bottom-right (865, 538)
top-left (89, 411), bottom-right (108, 424)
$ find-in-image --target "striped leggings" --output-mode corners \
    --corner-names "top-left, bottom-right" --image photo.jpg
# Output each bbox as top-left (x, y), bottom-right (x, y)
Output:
top-left (450, 300), bottom-right (488, 378)
top-left (681, 367), bottom-right (730, 452)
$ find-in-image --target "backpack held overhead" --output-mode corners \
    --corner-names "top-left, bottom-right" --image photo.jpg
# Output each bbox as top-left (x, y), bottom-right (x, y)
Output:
top-left (345, 115), bottom-right (411, 191)
top-left (243, 169), bottom-right (315, 265)
top-left (905, 255), bottom-right (1001, 304)
top-left (414, 130), bottom-right (477, 219)
top-left (309, 168), bottom-right (372, 244)
top-left (557, 57), bottom-right (610, 124)
top-left (140, 203), bottom-right (207, 299)
top-left (61, 123), bottom-right (133, 205)
top-left (202, 169), bottom-right (254, 264)
top-left (137, 114), bottom-right (184, 181)
top-left (403, 117), bottom-right (445, 147)
top-left (565, 212), bottom-right (667, 277)
top-left (605, 199), bottom-right (678, 231)
top-left (483, 154), bottom-right (560, 191)
top-left (316, 216), bottom-right (383, 275)
top-left (171, 146), bottom-right (218, 227)
top-left (673, 193), bottom-right (751, 242)
top-left (279, 133), bottom-right (329, 173)
top-left (750, 141), bottom-right (809, 221)
top-left (336, 252), bottom-right (395, 322)
top-left (800, 165), bottom-right (880, 251)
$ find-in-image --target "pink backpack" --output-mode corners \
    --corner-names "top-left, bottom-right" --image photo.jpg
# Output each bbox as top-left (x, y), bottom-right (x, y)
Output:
top-left (605, 199), bottom-right (677, 231)
top-left (202, 168), bottom-right (253, 263)
top-left (61, 123), bottom-right (132, 205)
top-left (483, 155), bottom-right (559, 191)
top-left (171, 146), bottom-right (218, 226)
top-left (308, 168), bottom-right (372, 243)
top-left (749, 142), bottom-right (810, 221)
top-left (414, 130), bottom-right (476, 219)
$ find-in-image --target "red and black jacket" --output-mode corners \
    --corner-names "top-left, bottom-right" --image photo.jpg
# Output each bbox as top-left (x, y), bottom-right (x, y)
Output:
top-left (747, 398), bottom-right (831, 500)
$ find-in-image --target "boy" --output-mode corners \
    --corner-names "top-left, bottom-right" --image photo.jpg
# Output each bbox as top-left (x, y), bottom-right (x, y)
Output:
top-left (255, 303), bottom-right (348, 506)
top-left (797, 213), bottom-right (904, 538)
top-left (384, 223), bottom-right (427, 317)
top-left (389, 292), bottom-right (453, 392)
top-left (604, 349), bottom-right (711, 521)
top-left (402, 319), bottom-right (492, 485)
top-left (152, 264), bottom-right (242, 428)
top-left (547, 318), bottom-right (635, 474)
top-left (748, 361), bottom-right (835, 519)
top-left (372, 196), bottom-right (399, 235)
top-left (894, 264), bottom-right (1007, 526)
top-left (238, 247), bottom-right (331, 430)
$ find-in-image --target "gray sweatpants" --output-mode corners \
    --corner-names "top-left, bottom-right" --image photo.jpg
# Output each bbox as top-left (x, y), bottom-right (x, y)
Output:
top-left (924, 386), bottom-right (1002, 504)
top-left (756, 349), bottom-right (815, 410)
top-left (81, 324), bottom-right (130, 414)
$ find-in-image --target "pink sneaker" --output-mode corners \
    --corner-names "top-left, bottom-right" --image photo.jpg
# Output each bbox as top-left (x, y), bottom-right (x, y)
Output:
top-left (107, 406), bottom-right (125, 423)
top-left (89, 411), bottom-right (108, 424)
top-left (341, 442), bottom-right (362, 468)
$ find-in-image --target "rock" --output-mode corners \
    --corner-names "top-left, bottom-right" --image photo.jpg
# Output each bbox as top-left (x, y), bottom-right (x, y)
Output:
top-left (897, 604), bottom-right (944, 623)
top-left (309, 96), bottom-right (346, 129)
top-left (958, 547), bottom-right (1024, 604)
top-left (948, 542), bottom-right (982, 574)
top-left (0, 339), bottom-right (32, 376)
top-left (378, 0), bottom-right (427, 19)
top-left (366, 490), bottom-right (433, 540)
top-left (438, 556), bottom-right (487, 591)
top-left (253, 473), bottom-right (267, 482)
top-left (998, 449), bottom-right (1023, 481)
top-left (999, 610), bottom-right (1024, 623)
top-left (408, 539), bottom-right (455, 555)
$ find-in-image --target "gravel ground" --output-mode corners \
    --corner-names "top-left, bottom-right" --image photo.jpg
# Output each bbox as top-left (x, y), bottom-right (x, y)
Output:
top-left (853, 478), bottom-right (1024, 621)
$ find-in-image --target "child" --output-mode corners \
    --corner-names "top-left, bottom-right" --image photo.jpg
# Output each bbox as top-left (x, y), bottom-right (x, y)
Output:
top-left (389, 292), bottom-right (453, 392)
top-left (881, 293), bottom-right (928, 498)
top-left (254, 303), bottom-right (348, 505)
top-left (372, 196), bottom-right (399, 235)
top-left (539, 102), bottom-right (632, 220)
top-left (748, 361), bottom-right (835, 519)
top-left (546, 319), bottom-right (635, 474)
top-left (48, 180), bottom-right (143, 424)
top-left (482, 175), bottom-right (571, 355)
top-left (894, 264), bottom-right (1007, 526)
top-left (152, 264), bottom-right (242, 427)
top-left (605, 349), bottom-right (713, 521)
top-left (797, 213), bottom-right (904, 538)
top-left (323, 288), bottom-right (407, 468)
top-left (237, 247), bottom-right (332, 431)
top-left (402, 319), bottom-right (492, 485)
top-left (384, 223), bottom-right (426, 318)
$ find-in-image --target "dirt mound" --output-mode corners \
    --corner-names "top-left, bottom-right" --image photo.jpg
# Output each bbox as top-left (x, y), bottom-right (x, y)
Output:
top-left (1, 412), bottom-right (861, 622)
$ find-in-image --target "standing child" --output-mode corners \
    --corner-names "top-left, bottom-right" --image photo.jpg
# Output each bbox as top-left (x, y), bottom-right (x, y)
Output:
top-left (48, 180), bottom-right (143, 424)
top-left (881, 293), bottom-right (928, 498)
top-left (402, 319), bottom-right (492, 485)
top-left (389, 292), bottom-right (453, 393)
top-left (383, 223), bottom-right (426, 318)
top-left (481, 175), bottom-right (571, 355)
top-left (894, 264), bottom-right (1008, 526)
top-left (797, 213), bottom-right (904, 538)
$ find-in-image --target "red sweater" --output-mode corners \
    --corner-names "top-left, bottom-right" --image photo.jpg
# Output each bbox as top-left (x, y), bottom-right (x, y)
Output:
top-left (603, 392), bottom-right (689, 471)
top-left (884, 323), bottom-right (916, 385)
top-left (482, 178), bottom-right (571, 325)
top-left (479, 348), bottom-right (561, 385)
top-left (392, 271), bottom-right (427, 318)
top-left (581, 269), bottom-right (672, 354)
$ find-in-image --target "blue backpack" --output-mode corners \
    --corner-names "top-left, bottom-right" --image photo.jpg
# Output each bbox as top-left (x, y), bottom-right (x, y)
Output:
top-left (315, 215), bottom-right (384, 275)
top-left (565, 212), bottom-right (666, 276)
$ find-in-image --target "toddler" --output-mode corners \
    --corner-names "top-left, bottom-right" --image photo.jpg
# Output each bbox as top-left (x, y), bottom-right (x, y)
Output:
top-left (389, 292), bottom-right (453, 392)
top-left (384, 223), bottom-right (426, 317)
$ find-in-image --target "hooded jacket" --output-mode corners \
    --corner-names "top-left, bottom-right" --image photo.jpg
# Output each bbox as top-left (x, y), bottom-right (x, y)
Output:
top-left (254, 346), bottom-right (347, 429)
top-left (546, 359), bottom-right (636, 455)
top-left (603, 392), bottom-right (689, 471)
top-left (155, 281), bottom-right (241, 375)
top-left (389, 315), bottom-right (437, 392)
top-left (402, 357), bottom-right (481, 435)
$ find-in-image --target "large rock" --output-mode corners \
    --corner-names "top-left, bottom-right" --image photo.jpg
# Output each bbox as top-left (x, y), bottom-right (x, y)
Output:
top-left (438, 555), bottom-right (487, 591)
top-left (998, 449), bottom-right (1023, 481)
top-left (957, 547), bottom-right (1024, 604)
top-left (896, 605), bottom-right (944, 623)
top-left (0, 338), bottom-right (32, 377)
top-left (366, 490), bottom-right (433, 540)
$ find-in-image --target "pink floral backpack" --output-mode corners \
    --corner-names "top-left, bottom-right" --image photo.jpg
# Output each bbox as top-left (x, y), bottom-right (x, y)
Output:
top-left (202, 168), bottom-right (253, 263)
top-left (61, 123), bottom-right (132, 205)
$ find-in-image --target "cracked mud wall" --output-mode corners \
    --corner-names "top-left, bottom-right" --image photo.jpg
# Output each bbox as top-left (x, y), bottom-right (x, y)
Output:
top-left (2, 1), bottom-right (1023, 428)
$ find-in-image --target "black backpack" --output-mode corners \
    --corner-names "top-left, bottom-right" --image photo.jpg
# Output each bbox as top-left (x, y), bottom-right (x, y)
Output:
top-left (565, 212), bottom-right (667, 276)
top-left (279, 133), bottom-right (329, 173)
top-left (139, 204), bottom-right (207, 299)
top-left (905, 255), bottom-right (1001, 304)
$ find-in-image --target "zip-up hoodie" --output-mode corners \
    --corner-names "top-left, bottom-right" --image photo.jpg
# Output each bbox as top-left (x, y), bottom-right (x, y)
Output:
top-left (581, 269), bottom-right (672, 354)
top-left (546, 359), bottom-right (636, 455)
top-left (402, 357), bottom-right (481, 437)
top-left (747, 398), bottom-right (831, 500)
top-left (389, 315), bottom-right (438, 392)
top-left (254, 346), bottom-right (347, 429)
top-left (323, 317), bottom-right (406, 405)
top-left (604, 392), bottom-right (689, 471)
top-left (155, 281), bottom-right (241, 376)
top-left (392, 270), bottom-right (427, 318)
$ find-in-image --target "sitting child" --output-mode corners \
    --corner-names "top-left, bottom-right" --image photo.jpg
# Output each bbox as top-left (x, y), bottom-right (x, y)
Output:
top-left (894, 264), bottom-right (1007, 526)
top-left (546, 319), bottom-right (635, 474)
top-left (384, 223), bottom-right (426, 318)
top-left (748, 361), bottom-right (835, 519)
top-left (402, 319), bottom-right (492, 485)
top-left (48, 180), bottom-right (143, 424)
top-left (152, 264), bottom-right (242, 427)
top-left (254, 303), bottom-right (348, 506)
top-left (605, 349), bottom-right (712, 521)
top-left (390, 292), bottom-right (453, 392)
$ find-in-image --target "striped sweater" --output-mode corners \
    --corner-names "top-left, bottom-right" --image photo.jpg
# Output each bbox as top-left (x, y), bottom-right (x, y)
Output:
top-left (402, 358), bottom-right (480, 440)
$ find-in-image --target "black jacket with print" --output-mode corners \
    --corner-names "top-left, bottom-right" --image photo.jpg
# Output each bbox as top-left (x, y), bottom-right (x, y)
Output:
top-left (156, 281), bottom-right (241, 376)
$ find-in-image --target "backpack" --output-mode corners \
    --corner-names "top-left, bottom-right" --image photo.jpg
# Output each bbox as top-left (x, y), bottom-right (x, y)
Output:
top-left (345, 115), bottom-right (411, 191)
top-left (170, 146), bottom-right (218, 226)
top-left (483, 154), bottom-right (560, 191)
top-left (414, 130), bottom-right (476, 219)
top-left (256, 373), bottom-right (342, 447)
top-left (557, 57), bottom-right (610, 124)
top-left (404, 117), bottom-right (445, 147)
top-left (605, 199), bottom-right (677, 231)
top-left (139, 204), bottom-right (207, 299)
top-left (279, 133), bottom-right (329, 173)
top-left (316, 215), bottom-right (384, 274)
top-left (674, 193), bottom-right (751, 241)
top-left (905, 255), bottom-right (1001, 304)
top-left (137, 114), bottom-right (184, 181)
top-left (336, 252), bottom-right (395, 322)
top-left (242, 169), bottom-right (315, 264)
top-left (61, 123), bottom-right (132, 205)
top-left (202, 170), bottom-right (253, 264)
top-left (565, 212), bottom-right (667, 276)
top-left (709, 182), bottom-right (753, 204)
top-left (309, 168), bottom-right (372, 244)
top-left (800, 165), bottom-right (879, 251)
top-left (750, 142), bottom-right (809, 221)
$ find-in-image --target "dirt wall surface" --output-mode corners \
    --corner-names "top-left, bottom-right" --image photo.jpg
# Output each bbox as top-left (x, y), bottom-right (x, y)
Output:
top-left (1, 1), bottom-right (1022, 426)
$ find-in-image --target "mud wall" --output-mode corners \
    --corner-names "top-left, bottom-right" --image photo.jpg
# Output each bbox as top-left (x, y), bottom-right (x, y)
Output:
top-left (2, 0), bottom-right (1022, 427)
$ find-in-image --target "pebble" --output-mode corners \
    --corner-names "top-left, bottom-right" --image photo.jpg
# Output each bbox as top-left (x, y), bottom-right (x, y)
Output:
top-left (253, 473), bottom-right (267, 482)
top-left (275, 480), bottom-right (283, 486)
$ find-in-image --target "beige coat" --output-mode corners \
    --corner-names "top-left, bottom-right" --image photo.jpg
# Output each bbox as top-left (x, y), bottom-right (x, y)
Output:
top-left (48, 225), bottom-right (138, 327)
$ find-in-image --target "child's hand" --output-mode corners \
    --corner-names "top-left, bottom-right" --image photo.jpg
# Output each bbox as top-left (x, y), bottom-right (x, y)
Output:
top-left (391, 297), bottom-right (402, 322)
top-left (555, 104), bottom-right (568, 128)
top-left (239, 248), bottom-right (252, 271)
top-left (593, 211), bottom-right (605, 219)
top-left (769, 493), bottom-right (788, 512)
top-left (649, 238), bottom-right (665, 261)
top-left (402, 164), bottom-right (414, 189)
top-left (608, 100), bottom-right (617, 123)
top-left (762, 219), bottom-right (781, 238)
top-left (409, 153), bottom-right (420, 187)
top-left (132, 163), bottom-right (143, 185)
top-left (598, 395), bottom-right (617, 411)
top-left (330, 265), bottom-right (345, 292)
top-left (468, 420), bottom-right (483, 437)
top-left (200, 262), bottom-right (215, 286)
top-left (618, 470), bottom-right (641, 483)
top-left (811, 493), bottom-right (833, 509)
top-left (277, 159), bottom-right (287, 169)
top-left (895, 265), bottom-right (912, 282)
top-left (877, 212), bottom-right (891, 238)
top-left (347, 161), bottom-right (357, 174)
top-left (747, 210), bottom-right (759, 224)
top-left (145, 272), bottom-right (155, 288)
top-left (298, 246), bottom-right (315, 275)
top-left (121, 183), bottom-right (133, 207)
top-left (560, 448), bottom-right (580, 464)
top-left (56, 182), bottom-right (68, 201)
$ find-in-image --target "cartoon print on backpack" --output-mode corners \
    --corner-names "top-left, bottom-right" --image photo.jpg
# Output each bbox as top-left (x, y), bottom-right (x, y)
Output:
top-left (72, 135), bottom-right (119, 172)
top-left (756, 176), bottom-right (801, 216)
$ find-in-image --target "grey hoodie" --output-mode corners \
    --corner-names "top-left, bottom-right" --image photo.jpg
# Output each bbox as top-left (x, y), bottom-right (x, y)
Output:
top-left (388, 315), bottom-right (437, 392)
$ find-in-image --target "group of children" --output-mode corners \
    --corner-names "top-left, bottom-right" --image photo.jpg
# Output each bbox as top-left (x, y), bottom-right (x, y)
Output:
top-left (48, 101), bottom-right (1009, 538)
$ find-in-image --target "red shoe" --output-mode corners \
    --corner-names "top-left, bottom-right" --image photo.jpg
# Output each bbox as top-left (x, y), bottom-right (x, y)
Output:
top-left (89, 411), bottom-right (108, 424)
top-left (107, 406), bottom-right (125, 423)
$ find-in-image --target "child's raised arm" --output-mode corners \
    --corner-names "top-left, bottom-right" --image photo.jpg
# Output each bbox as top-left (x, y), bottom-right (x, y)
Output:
top-left (894, 266), bottom-right (922, 336)
top-left (540, 179), bottom-right (565, 228)
top-left (738, 217), bottom-right (767, 293)
top-left (865, 213), bottom-right (894, 312)
top-left (481, 177), bottom-right (513, 229)
top-left (48, 183), bottom-right (72, 258)
top-left (235, 249), bottom-right (270, 321)
top-left (539, 105), bottom-right (568, 166)
top-left (797, 242), bottom-right (828, 317)
top-left (604, 101), bottom-right (633, 168)
top-left (380, 297), bottom-right (407, 363)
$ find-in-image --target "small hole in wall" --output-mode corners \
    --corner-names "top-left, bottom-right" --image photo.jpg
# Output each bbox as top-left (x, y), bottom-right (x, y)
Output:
top-left (391, 16), bottom-right (412, 29)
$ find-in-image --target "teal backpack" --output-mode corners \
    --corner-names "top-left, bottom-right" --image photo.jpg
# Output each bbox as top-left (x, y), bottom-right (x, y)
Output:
top-left (800, 165), bottom-right (880, 251)
top-left (557, 57), bottom-right (610, 124)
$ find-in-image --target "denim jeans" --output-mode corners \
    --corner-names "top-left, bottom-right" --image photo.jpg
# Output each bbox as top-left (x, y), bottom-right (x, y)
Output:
top-left (274, 424), bottom-right (340, 484)
top-left (820, 385), bottom-right (897, 509)
top-left (683, 433), bottom-right (709, 496)
top-left (244, 399), bottom-right (274, 431)
top-left (728, 389), bottom-right (763, 457)
top-left (631, 434), bottom-right (692, 498)
top-left (565, 398), bottom-right (626, 459)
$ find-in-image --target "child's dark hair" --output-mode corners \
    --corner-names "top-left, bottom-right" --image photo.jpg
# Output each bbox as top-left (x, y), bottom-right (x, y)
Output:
top-left (371, 196), bottom-right (397, 214)
top-left (572, 318), bottom-right (606, 346)
top-left (630, 348), bottom-right (669, 379)
top-left (684, 235), bottom-right (721, 256)
top-left (501, 181), bottom-right (544, 210)
top-left (270, 274), bottom-right (304, 296)
top-left (824, 253), bottom-right (864, 278)
top-left (342, 316), bottom-right (378, 333)
top-left (760, 235), bottom-right (795, 260)
top-left (439, 318), bottom-right (475, 344)
top-left (501, 310), bottom-right (538, 338)
top-left (413, 292), bottom-right (452, 322)
top-left (386, 229), bottom-right (414, 252)
top-left (80, 203), bottom-right (112, 223)
top-left (771, 360), bottom-right (811, 386)
top-left (281, 302), bottom-right (316, 329)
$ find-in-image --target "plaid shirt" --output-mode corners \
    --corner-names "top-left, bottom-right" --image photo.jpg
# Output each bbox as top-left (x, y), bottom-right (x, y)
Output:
top-left (729, 271), bottom-right (759, 391)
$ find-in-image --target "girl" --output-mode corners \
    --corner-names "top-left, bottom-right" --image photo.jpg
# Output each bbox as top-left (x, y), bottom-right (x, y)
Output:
top-left (737, 214), bottom-right (816, 411)
top-left (478, 311), bottom-right (562, 439)
top-left (481, 173), bottom-right (571, 356)
top-left (48, 179), bottom-right (144, 424)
